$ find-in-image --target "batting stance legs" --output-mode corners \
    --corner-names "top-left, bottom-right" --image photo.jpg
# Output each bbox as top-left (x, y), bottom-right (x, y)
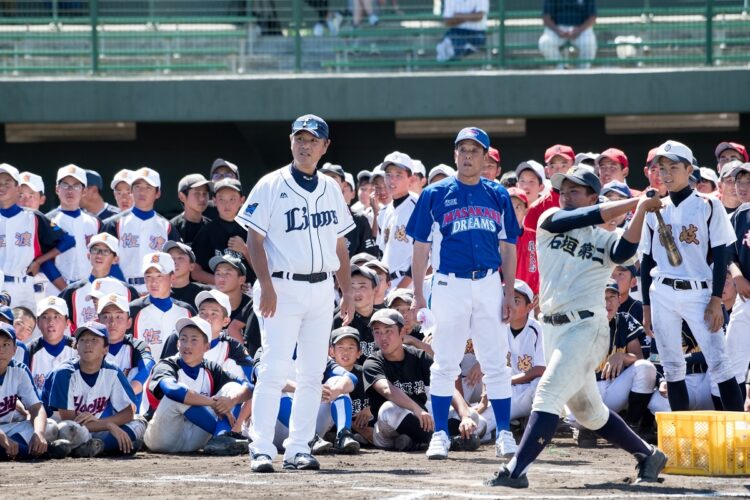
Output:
top-left (250, 278), bottom-right (335, 461)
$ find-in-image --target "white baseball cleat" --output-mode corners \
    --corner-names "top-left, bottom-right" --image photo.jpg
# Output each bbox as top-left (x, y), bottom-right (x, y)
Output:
top-left (495, 429), bottom-right (518, 457)
top-left (426, 430), bottom-right (450, 460)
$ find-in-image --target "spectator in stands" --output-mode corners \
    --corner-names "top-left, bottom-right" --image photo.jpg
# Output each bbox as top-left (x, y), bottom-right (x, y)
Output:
top-left (435, 0), bottom-right (489, 62)
top-left (353, 0), bottom-right (378, 28)
top-left (538, 0), bottom-right (597, 68)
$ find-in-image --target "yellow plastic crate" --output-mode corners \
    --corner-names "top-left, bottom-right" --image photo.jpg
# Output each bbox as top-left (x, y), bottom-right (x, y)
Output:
top-left (656, 411), bottom-right (750, 476)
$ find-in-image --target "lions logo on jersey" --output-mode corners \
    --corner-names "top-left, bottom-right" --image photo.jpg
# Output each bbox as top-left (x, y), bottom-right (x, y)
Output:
top-left (679, 224), bottom-right (700, 245)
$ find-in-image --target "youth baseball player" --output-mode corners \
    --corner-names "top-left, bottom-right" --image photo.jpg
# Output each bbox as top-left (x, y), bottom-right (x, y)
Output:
top-left (170, 174), bottom-right (212, 244)
top-left (144, 316), bottom-right (252, 455)
top-left (487, 166), bottom-right (666, 488)
top-left (407, 127), bottom-right (521, 460)
top-left (127, 252), bottom-right (195, 361)
top-left (28, 296), bottom-right (76, 393)
top-left (81, 170), bottom-right (120, 221)
top-left (102, 167), bottom-right (181, 294)
top-left (333, 265), bottom-right (381, 364)
top-left (724, 162), bottom-right (750, 392)
top-left (47, 164), bottom-right (102, 285)
top-left (329, 326), bottom-right (371, 448)
top-left (164, 241), bottom-right (211, 308)
top-left (235, 114), bottom-right (355, 473)
top-left (46, 321), bottom-right (146, 457)
top-left (640, 140), bottom-right (743, 412)
top-left (110, 169), bottom-right (134, 213)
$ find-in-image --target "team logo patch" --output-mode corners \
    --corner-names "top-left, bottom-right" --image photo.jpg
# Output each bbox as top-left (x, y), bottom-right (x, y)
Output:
top-left (15, 231), bottom-right (31, 247)
top-left (517, 354), bottom-right (533, 372)
top-left (664, 143), bottom-right (672, 151)
top-left (437, 281), bottom-right (447, 286)
top-left (66, 165), bottom-right (77, 173)
top-left (245, 203), bottom-right (258, 215)
top-left (151, 254), bottom-right (160, 263)
top-left (0, 394), bottom-right (18, 418)
top-left (284, 207), bottom-right (338, 232)
top-left (148, 235), bottom-right (166, 250)
top-left (21, 173), bottom-right (30, 182)
top-left (679, 224), bottom-right (700, 245)
top-left (121, 233), bottom-right (139, 248)
top-left (445, 198), bottom-right (457, 207)
top-left (280, 193), bottom-right (288, 199)
top-left (464, 339), bottom-right (474, 354)
top-left (394, 225), bottom-right (408, 242)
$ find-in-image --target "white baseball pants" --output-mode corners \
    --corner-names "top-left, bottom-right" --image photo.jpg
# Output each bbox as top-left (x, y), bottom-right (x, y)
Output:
top-left (596, 360), bottom-right (657, 413)
top-left (250, 277), bottom-right (335, 460)
top-left (648, 373), bottom-right (714, 413)
top-left (725, 295), bottom-right (750, 384)
top-left (538, 26), bottom-right (597, 65)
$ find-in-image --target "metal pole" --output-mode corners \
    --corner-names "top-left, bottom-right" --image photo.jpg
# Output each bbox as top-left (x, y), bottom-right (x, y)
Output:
top-left (90, 0), bottom-right (99, 73)
top-left (52, 0), bottom-right (59, 23)
top-left (293, 0), bottom-right (302, 72)
top-left (706, 0), bottom-right (714, 66)
top-left (497, 0), bottom-right (506, 68)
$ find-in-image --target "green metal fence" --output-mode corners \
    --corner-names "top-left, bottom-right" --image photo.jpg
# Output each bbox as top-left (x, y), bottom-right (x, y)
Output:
top-left (0, 0), bottom-right (748, 75)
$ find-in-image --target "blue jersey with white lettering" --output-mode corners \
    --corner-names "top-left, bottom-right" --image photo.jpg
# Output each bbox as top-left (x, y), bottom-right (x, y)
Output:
top-left (729, 203), bottom-right (750, 276)
top-left (406, 176), bottom-right (521, 274)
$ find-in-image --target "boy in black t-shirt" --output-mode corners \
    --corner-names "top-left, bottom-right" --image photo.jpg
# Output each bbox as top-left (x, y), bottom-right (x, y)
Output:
top-left (165, 241), bottom-right (211, 308)
top-left (363, 309), bottom-right (479, 452)
top-left (170, 174), bottom-right (211, 245)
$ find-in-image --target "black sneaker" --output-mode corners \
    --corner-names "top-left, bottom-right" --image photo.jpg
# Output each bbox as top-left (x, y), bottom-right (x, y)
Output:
top-left (203, 434), bottom-right (249, 456)
top-left (335, 429), bottom-right (360, 454)
top-left (71, 438), bottom-right (104, 458)
top-left (47, 439), bottom-right (72, 459)
top-left (635, 446), bottom-right (668, 483)
top-left (283, 452), bottom-right (320, 470)
top-left (449, 433), bottom-right (480, 452)
top-left (484, 466), bottom-right (529, 489)
top-left (309, 434), bottom-right (333, 455)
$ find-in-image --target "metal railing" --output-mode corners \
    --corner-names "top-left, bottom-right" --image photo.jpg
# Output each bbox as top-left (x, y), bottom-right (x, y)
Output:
top-left (0, 0), bottom-right (747, 75)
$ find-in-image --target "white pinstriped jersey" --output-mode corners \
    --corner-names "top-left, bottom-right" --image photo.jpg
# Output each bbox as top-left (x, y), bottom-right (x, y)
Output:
top-left (235, 166), bottom-right (355, 274)
top-left (0, 360), bottom-right (40, 424)
top-left (27, 337), bottom-right (77, 392)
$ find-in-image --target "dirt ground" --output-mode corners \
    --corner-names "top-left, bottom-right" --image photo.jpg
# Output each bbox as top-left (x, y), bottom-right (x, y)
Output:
top-left (3, 437), bottom-right (750, 499)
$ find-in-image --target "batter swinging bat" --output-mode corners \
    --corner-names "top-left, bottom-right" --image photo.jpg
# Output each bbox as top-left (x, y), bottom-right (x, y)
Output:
top-left (647, 190), bottom-right (682, 267)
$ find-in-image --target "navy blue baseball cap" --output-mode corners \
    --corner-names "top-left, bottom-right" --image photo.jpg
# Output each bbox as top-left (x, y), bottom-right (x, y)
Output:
top-left (292, 114), bottom-right (329, 139)
top-left (0, 323), bottom-right (16, 342)
top-left (605, 279), bottom-right (620, 294)
top-left (85, 170), bottom-right (104, 191)
top-left (601, 180), bottom-right (632, 199)
top-left (455, 127), bottom-right (490, 151)
top-left (74, 321), bottom-right (109, 343)
top-left (551, 166), bottom-right (602, 195)
top-left (0, 305), bottom-right (13, 322)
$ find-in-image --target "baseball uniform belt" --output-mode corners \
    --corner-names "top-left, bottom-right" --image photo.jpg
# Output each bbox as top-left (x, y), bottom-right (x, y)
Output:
top-left (658, 277), bottom-right (709, 291)
top-left (541, 309), bottom-right (594, 326)
top-left (128, 278), bottom-right (146, 285)
top-left (33, 284), bottom-right (44, 293)
top-left (442, 269), bottom-right (496, 280)
top-left (271, 271), bottom-right (331, 283)
top-left (4, 275), bottom-right (31, 283)
top-left (388, 270), bottom-right (407, 280)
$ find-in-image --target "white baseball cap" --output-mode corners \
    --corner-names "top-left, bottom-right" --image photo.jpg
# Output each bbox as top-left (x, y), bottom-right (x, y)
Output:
top-left (131, 167), bottom-right (161, 189)
top-left (371, 164), bottom-right (385, 180)
top-left (515, 160), bottom-right (545, 183)
top-left (142, 252), bottom-right (175, 275)
top-left (720, 160), bottom-right (743, 180)
top-left (96, 293), bottom-right (130, 315)
top-left (195, 289), bottom-right (231, 317)
top-left (176, 316), bottom-right (212, 341)
top-left (653, 140), bottom-right (693, 165)
top-left (110, 169), bottom-right (133, 190)
top-left (411, 159), bottom-right (427, 177)
top-left (36, 296), bottom-right (68, 317)
top-left (86, 277), bottom-right (130, 300)
top-left (428, 164), bottom-right (456, 183)
top-left (382, 151), bottom-right (413, 173)
top-left (728, 162), bottom-right (750, 179)
top-left (0, 163), bottom-right (21, 183)
top-left (699, 167), bottom-right (719, 186)
top-left (56, 164), bottom-right (88, 187)
top-left (19, 172), bottom-right (44, 194)
top-left (87, 232), bottom-right (119, 254)
top-left (344, 172), bottom-right (355, 192)
top-left (514, 279), bottom-right (535, 303)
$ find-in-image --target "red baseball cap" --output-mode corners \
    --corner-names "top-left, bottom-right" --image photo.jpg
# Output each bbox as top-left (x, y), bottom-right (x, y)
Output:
top-left (507, 187), bottom-right (529, 206)
top-left (715, 142), bottom-right (749, 162)
top-left (544, 144), bottom-right (575, 164)
top-left (596, 148), bottom-right (629, 169)
top-left (646, 147), bottom-right (659, 165)
top-left (488, 147), bottom-right (501, 164)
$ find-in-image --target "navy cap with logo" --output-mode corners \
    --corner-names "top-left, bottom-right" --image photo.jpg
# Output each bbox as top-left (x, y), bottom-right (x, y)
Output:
top-left (209, 254), bottom-right (247, 276)
top-left (85, 170), bottom-right (104, 191)
top-left (319, 163), bottom-right (345, 180)
top-left (331, 326), bottom-right (361, 345)
top-left (368, 308), bottom-right (405, 327)
top-left (605, 279), bottom-right (620, 294)
top-left (0, 323), bottom-right (16, 342)
top-left (292, 114), bottom-right (329, 139)
top-left (551, 166), bottom-right (603, 195)
top-left (162, 240), bottom-right (196, 263)
top-left (74, 321), bottom-right (110, 343)
top-left (0, 305), bottom-right (14, 322)
top-left (455, 127), bottom-right (490, 151)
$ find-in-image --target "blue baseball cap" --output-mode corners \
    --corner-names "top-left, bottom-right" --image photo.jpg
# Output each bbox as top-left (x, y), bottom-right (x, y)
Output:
top-left (455, 127), bottom-right (490, 151)
top-left (0, 323), bottom-right (16, 342)
top-left (0, 305), bottom-right (14, 322)
top-left (605, 279), bottom-right (620, 294)
top-left (85, 170), bottom-right (103, 191)
top-left (292, 114), bottom-right (329, 139)
top-left (601, 180), bottom-right (632, 199)
top-left (74, 321), bottom-right (109, 343)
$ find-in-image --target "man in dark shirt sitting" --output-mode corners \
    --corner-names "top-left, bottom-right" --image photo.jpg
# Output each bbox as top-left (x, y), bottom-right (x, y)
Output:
top-left (538, 0), bottom-right (597, 68)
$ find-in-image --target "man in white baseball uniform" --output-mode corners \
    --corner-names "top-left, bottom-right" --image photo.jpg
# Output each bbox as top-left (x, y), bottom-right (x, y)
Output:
top-left (641, 140), bottom-right (743, 412)
top-left (488, 166), bottom-right (666, 488)
top-left (236, 114), bottom-right (355, 473)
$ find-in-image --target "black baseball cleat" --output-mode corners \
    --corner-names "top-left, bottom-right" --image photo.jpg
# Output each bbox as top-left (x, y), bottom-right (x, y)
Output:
top-left (71, 438), bottom-right (104, 458)
top-left (283, 452), bottom-right (320, 470)
top-left (250, 453), bottom-right (274, 473)
top-left (635, 446), bottom-right (668, 483)
top-left (47, 439), bottom-right (73, 459)
top-left (335, 429), bottom-right (360, 454)
top-left (449, 433), bottom-right (481, 452)
top-left (484, 466), bottom-right (529, 489)
top-left (309, 433), bottom-right (333, 455)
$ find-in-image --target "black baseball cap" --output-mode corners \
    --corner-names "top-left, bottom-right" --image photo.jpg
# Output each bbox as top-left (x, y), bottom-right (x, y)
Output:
top-left (213, 178), bottom-right (242, 194)
top-left (162, 241), bottom-right (196, 263)
top-left (292, 114), bottom-right (329, 139)
top-left (351, 264), bottom-right (379, 287)
top-left (368, 308), bottom-right (405, 327)
top-left (331, 326), bottom-right (360, 345)
top-left (551, 166), bottom-right (602, 195)
top-left (178, 173), bottom-right (212, 194)
top-left (210, 158), bottom-right (240, 180)
top-left (319, 163), bottom-right (345, 180)
top-left (209, 254), bottom-right (247, 275)
top-left (85, 170), bottom-right (103, 191)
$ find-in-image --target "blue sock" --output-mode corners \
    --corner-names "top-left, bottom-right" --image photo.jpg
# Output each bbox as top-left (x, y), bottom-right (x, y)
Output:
top-left (593, 409), bottom-right (651, 458)
top-left (506, 411), bottom-right (559, 479)
top-left (101, 425), bottom-right (138, 453)
top-left (331, 395), bottom-right (353, 432)
top-left (213, 405), bottom-right (242, 437)
top-left (430, 394), bottom-right (452, 435)
top-left (9, 433), bottom-right (29, 458)
top-left (185, 406), bottom-right (219, 434)
top-left (277, 396), bottom-right (293, 428)
top-left (490, 397), bottom-right (512, 431)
